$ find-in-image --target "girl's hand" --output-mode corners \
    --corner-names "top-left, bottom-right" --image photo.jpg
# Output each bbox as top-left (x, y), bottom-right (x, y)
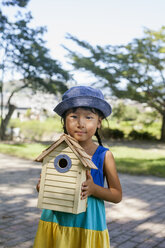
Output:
top-left (36, 174), bottom-right (41, 193)
top-left (81, 171), bottom-right (95, 200)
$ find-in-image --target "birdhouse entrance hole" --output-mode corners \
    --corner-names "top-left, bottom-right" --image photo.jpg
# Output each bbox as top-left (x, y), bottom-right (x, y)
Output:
top-left (54, 154), bottom-right (72, 173)
top-left (59, 158), bottom-right (68, 168)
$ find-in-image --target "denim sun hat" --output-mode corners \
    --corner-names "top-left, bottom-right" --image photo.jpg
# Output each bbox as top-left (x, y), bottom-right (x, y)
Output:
top-left (54, 86), bottom-right (112, 118)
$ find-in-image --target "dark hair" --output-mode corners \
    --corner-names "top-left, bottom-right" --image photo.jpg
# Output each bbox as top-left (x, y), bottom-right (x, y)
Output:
top-left (61, 107), bottom-right (103, 146)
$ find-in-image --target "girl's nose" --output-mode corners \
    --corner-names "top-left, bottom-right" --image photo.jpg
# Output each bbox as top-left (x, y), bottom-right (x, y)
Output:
top-left (77, 117), bottom-right (85, 127)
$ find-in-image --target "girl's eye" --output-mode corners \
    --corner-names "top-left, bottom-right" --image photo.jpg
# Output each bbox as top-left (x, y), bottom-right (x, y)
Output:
top-left (70, 115), bottom-right (77, 119)
top-left (86, 116), bottom-right (93, 119)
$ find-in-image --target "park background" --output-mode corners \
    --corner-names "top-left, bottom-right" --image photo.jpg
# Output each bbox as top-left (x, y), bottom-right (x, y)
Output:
top-left (1, 1), bottom-right (165, 248)
top-left (0, 0), bottom-right (165, 178)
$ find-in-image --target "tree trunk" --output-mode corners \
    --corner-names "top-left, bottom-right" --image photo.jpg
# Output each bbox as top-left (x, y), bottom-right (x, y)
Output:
top-left (160, 113), bottom-right (165, 142)
top-left (0, 104), bottom-right (16, 140)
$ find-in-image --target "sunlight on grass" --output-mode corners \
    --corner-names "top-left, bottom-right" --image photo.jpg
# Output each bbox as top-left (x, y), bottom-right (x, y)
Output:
top-left (0, 142), bottom-right (164, 177)
top-left (0, 143), bottom-right (47, 160)
top-left (110, 146), bottom-right (165, 177)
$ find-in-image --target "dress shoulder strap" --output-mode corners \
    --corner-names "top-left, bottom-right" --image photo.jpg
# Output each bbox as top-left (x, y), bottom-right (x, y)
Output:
top-left (91, 146), bottom-right (109, 187)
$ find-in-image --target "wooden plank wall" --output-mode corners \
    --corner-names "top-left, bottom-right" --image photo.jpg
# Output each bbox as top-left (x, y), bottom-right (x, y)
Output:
top-left (38, 142), bottom-right (87, 214)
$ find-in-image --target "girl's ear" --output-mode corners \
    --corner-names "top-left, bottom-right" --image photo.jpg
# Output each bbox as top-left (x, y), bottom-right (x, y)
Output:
top-left (61, 116), bottom-right (68, 134)
top-left (97, 117), bottom-right (102, 129)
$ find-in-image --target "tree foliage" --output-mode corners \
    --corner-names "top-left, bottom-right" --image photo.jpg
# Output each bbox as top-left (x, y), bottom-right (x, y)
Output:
top-left (65, 28), bottom-right (165, 141)
top-left (2, 0), bottom-right (30, 7)
top-left (0, 0), bottom-right (70, 139)
top-left (112, 102), bottom-right (140, 122)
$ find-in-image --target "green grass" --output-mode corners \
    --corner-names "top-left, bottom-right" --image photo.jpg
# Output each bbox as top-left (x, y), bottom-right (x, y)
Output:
top-left (0, 141), bottom-right (165, 177)
top-left (110, 146), bottom-right (165, 177)
top-left (0, 142), bottom-right (47, 160)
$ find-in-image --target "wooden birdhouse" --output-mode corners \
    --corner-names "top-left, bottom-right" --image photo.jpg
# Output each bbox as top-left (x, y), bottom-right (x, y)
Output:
top-left (35, 134), bottom-right (97, 214)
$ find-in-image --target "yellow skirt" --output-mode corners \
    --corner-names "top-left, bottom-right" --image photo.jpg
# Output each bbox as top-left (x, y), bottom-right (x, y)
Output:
top-left (34, 220), bottom-right (110, 248)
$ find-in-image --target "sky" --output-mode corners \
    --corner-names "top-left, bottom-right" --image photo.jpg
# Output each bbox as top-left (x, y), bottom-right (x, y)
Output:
top-left (26, 0), bottom-right (165, 63)
top-left (2, 0), bottom-right (165, 85)
top-left (1, 0), bottom-right (165, 113)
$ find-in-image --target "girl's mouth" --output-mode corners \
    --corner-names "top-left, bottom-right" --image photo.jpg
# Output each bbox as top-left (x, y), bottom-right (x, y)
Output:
top-left (75, 131), bottom-right (86, 135)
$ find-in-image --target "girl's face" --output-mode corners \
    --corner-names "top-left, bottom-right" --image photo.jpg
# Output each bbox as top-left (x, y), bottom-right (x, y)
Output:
top-left (65, 108), bottom-right (102, 143)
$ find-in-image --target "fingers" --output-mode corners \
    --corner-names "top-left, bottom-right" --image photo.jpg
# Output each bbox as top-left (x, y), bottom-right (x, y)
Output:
top-left (36, 175), bottom-right (41, 193)
top-left (81, 174), bottom-right (91, 199)
top-left (36, 183), bottom-right (39, 193)
top-left (80, 170), bottom-right (96, 200)
top-left (81, 191), bottom-right (88, 200)
top-left (82, 184), bottom-right (88, 191)
top-left (86, 170), bottom-right (92, 179)
top-left (81, 184), bottom-right (88, 199)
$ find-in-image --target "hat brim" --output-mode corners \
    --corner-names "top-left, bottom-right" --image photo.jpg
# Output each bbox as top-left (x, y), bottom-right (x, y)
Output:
top-left (54, 96), bottom-right (112, 118)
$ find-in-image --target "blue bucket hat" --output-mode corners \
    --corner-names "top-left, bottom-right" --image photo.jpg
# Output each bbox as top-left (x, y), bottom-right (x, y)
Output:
top-left (54, 86), bottom-right (112, 118)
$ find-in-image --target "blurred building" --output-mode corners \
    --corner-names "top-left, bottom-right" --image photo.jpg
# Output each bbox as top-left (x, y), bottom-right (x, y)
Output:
top-left (1, 80), bottom-right (60, 121)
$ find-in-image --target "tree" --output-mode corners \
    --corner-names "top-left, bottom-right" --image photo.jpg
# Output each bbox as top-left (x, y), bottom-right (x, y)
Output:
top-left (1, 0), bottom-right (30, 7)
top-left (112, 102), bottom-right (139, 123)
top-left (0, 0), bottom-right (70, 140)
top-left (65, 29), bottom-right (165, 141)
top-left (111, 102), bottom-right (126, 123)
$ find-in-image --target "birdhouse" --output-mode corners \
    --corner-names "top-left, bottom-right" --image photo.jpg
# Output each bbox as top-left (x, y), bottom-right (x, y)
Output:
top-left (35, 134), bottom-right (97, 214)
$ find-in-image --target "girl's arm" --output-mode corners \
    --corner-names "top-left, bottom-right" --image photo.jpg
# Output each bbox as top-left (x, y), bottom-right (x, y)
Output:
top-left (81, 150), bottom-right (122, 203)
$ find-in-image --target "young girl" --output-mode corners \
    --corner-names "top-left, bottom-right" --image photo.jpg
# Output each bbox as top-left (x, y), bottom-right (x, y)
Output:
top-left (34, 86), bottom-right (122, 248)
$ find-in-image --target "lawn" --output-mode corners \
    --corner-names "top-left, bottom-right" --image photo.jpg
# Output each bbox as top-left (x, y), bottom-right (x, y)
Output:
top-left (0, 142), bottom-right (46, 160)
top-left (0, 141), bottom-right (165, 177)
top-left (109, 144), bottom-right (165, 177)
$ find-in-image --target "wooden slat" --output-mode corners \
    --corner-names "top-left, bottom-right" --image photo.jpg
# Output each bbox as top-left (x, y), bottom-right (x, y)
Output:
top-left (65, 139), bottom-right (83, 161)
top-left (65, 134), bottom-right (79, 143)
top-left (43, 191), bottom-right (74, 201)
top-left (47, 159), bottom-right (80, 166)
top-left (35, 136), bottom-right (65, 162)
top-left (79, 156), bottom-right (97, 169)
top-left (44, 185), bottom-right (75, 195)
top-left (76, 148), bottom-right (92, 160)
top-left (41, 203), bottom-right (73, 213)
top-left (74, 169), bottom-right (87, 214)
top-left (37, 158), bottom-right (48, 207)
top-left (53, 146), bottom-right (74, 154)
top-left (47, 161), bottom-right (79, 167)
top-left (44, 136), bottom-right (65, 152)
top-left (46, 174), bottom-right (77, 183)
top-left (47, 163), bottom-right (81, 172)
top-left (81, 157), bottom-right (95, 169)
top-left (48, 142), bottom-right (68, 156)
top-left (48, 151), bottom-right (78, 160)
top-left (45, 179), bottom-right (76, 189)
top-left (46, 168), bottom-right (77, 177)
top-left (84, 158), bottom-right (98, 169)
top-left (65, 139), bottom-right (97, 170)
top-left (72, 164), bottom-right (83, 213)
top-left (67, 135), bottom-right (97, 169)
top-left (35, 133), bottom-right (97, 169)
top-left (68, 139), bottom-right (84, 150)
top-left (78, 157), bottom-right (88, 167)
top-left (43, 197), bottom-right (74, 207)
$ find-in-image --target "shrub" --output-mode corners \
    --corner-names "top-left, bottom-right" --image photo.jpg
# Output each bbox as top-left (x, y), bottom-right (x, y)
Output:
top-left (19, 120), bottom-right (45, 140)
top-left (9, 117), bottom-right (63, 141)
top-left (128, 130), bottom-right (156, 140)
top-left (101, 127), bottom-right (124, 139)
top-left (112, 102), bottom-right (139, 122)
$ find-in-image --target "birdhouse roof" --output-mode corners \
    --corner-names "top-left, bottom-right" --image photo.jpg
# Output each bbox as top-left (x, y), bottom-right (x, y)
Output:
top-left (35, 133), bottom-right (98, 170)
